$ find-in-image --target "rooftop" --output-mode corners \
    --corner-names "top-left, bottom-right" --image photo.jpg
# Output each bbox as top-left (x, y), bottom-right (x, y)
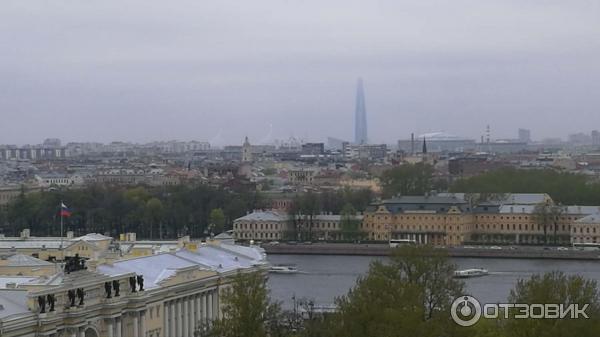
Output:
top-left (575, 213), bottom-right (600, 223)
top-left (235, 211), bottom-right (288, 222)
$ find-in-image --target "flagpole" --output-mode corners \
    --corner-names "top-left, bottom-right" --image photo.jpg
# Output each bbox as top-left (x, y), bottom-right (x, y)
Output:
top-left (60, 200), bottom-right (64, 261)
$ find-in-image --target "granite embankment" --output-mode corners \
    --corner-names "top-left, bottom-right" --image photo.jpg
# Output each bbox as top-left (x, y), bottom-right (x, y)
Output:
top-left (263, 243), bottom-right (600, 260)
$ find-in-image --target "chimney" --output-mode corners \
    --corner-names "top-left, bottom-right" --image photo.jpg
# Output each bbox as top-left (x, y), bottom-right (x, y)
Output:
top-left (20, 229), bottom-right (30, 238)
top-left (87, 260), bottom-right (98, 272)
top-left (66, 231), bottom-right (74, 239)
top-left (126, 233), bottom-right (136, 242)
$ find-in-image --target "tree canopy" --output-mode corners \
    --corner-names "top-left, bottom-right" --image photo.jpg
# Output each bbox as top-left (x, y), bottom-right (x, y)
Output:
top-left (0, 184), bottom-right (265, 239)
top-left (330, 245), bottom-right (464, 337)
top-left (451, 168), bottom-right (600, 205)
top-left (380, 163), bottom-right (439, 198)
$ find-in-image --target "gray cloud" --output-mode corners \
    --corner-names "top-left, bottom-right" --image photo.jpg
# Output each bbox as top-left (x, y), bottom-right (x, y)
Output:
top-left (1, 0), bottom-right (599, 145)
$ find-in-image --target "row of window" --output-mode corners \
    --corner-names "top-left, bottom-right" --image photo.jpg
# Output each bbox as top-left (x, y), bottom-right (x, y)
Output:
top-left (475, 223), bottom-right (570, 232)
top-left (369, 215), bottom-right (460, 222)
top-left (236, 232), bottom-right (281, 239)
top-left (367, 214), bottom-right (577, 221)
top-left (234, 223), bottom-right (283, 230)
top-left (573, 227), bottom-right (598, 234)
top-left (363, 222), bottom-right (582, 233)
top-left (234, 222), bottom-right (340, 230)
top-left (363, 223), bottom-right (460, 232)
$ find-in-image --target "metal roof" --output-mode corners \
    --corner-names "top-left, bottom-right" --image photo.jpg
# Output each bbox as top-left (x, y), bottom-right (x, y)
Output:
top-left (235, 211), bottom-right (288, 222)
top-left (2, 254), bottom-right (53, 267)
top-left (0, 290), bottom-right (29, 319)
top-left (575, 213), bottom-right (600, 223)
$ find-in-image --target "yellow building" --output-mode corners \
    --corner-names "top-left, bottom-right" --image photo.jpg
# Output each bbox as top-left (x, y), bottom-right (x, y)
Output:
top-left (362, 195), bottom-right (473, 246)
top-left (571, 213), bottom-right (600, 244)
top-left (363, 194), bottom-right (600, 246)
top-left (0, 231), bottom-right (113, 262)
top-left (0, 241), bottom-right (268, 337)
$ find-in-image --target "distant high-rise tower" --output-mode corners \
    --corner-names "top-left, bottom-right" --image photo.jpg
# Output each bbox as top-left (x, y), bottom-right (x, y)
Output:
top-left (242, 136), bottom-right (252, 162)
top-left (518, 128), bottom-right (531, 143)
top-left (354, 78), bottom-right (368, 144)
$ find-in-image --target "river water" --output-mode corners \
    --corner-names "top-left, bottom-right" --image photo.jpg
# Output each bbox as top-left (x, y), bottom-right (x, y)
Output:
top-left (267, 255), bottom-right (600, 309)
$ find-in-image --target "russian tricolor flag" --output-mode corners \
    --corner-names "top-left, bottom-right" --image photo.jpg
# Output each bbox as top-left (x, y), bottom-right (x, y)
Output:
top-left (60, 202), bottom-right (72, 217)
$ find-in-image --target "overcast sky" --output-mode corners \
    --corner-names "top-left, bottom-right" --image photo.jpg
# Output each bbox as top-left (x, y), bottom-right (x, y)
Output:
top-left (1, 0), bottom-right (600, 146)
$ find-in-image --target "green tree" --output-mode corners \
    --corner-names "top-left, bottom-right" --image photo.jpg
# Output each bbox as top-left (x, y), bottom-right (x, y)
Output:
top-left (340, 203), bottom-right (362, 241)
top-left (209, 271), bottom-right (282, 337)
top-left (450, 168), bottom-right (600, 206)
top-left (503, 271), bottom-right (600, 337)
top-left (2, 183), bottom-right (260, 240)
top-left (533, 202), bottom-right (565, 245)
top-left (331, 245), bottom-right (464, 337)
top-left (380, 163), bottom-right (434, 198)
top-left (209, 208), bottom-right (226, 234)
top-left (144, 198), bottom-right (164, 239)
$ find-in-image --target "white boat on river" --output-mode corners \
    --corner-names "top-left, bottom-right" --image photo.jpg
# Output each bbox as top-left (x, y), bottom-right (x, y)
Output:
top-left (454, 268), bottom-right (489, 278)
top-left (269, 265), bottom-right (299, 274)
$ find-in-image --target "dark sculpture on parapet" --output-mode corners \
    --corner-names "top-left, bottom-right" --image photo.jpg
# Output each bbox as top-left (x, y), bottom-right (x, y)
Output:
top-left (47, 294), bottom-right (55, 312)
top-left (76, 288), bottom-right (85, 305)
top-left (129, 276), bottom-right (137, 293)
top-left (68, 289), bottom-right (76, 307)
top-left (137, 275), bottom-right (144, 292)
top-left (64, 254), bottom-right (87, 274)
top-left (104, 281), bottom-right (112, 299)
top-left (112, 280), bottom-right (120, 297)
top-left (127, 275), bottom-right (145, 293)
top-left (38, 295), bottom-right (46, 313)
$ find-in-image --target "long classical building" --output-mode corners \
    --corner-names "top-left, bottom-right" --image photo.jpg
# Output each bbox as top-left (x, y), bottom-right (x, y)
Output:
top-left (233, 194), bottom-right (600, 246)
top-left (233, 211), bottom-right (363, 242)
top-left (0, 236), bottom-right (267, 337)
top-left (362, 194), bottom-right (600, 246)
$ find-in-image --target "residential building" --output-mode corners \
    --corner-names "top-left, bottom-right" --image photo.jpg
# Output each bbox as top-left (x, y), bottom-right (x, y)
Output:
top-left (232, 211), bottom-right (363, 242)
top-left (571, 213), bottom-right (600, 243)
top-left (233, 211), bottom-right (291, 241)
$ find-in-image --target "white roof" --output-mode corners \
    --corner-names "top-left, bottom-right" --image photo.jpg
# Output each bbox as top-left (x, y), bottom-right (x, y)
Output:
top-left (235, 211), bottom-right (288, 222)
top-left (575, 213), bottom-right (600, 224)
top-left (72, 233), bottom-right (112, 241)
top-left (0, 240), bottom-right (63, 249)
top-left (175, 244), bottom-right (266, 273)
top-left (97, 253), bottom-right (199, 289)
top-left (501, 194), bottom-right (550, 205)
top-left (438, 193), bottom-right (550, 205)
top-left (2, 254), bottom-right (53, 267)
top-left (0, 290), bottom-right (29, 319)
top-left (565, 206), bottom-right (600, 215)
top-left (0, 276), bottom-right (38, 289)
top-left (314, 214), bottom-right (364, 221)
top-left (98, 242), bottom-right (266, 288)
top-left (499, 205), bottom-right (600, 215)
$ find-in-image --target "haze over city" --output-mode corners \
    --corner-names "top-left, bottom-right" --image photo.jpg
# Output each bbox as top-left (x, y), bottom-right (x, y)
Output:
top-left (2, 0), bottom-right (600, 145)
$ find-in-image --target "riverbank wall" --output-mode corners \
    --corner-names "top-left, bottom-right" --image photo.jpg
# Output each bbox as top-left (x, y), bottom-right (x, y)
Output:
top-left (263, 243), bottom-right (600, 260)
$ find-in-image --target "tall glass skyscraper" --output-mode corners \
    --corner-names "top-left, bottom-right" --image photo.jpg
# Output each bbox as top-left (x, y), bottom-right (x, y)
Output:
top-left (354, 78), bottom-right (368, 144)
